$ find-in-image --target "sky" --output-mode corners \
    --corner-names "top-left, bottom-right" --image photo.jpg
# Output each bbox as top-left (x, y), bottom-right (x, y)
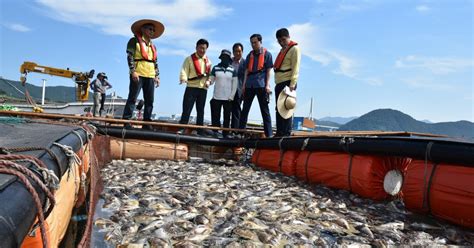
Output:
top-left (0, 0), bottom-right (473, 123)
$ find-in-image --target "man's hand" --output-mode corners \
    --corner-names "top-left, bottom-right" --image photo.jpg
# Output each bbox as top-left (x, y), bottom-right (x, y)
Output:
top-left (180, 80), bottom-right (187, 85)
top-left (205, 80), bottom-right (211, 88)
top-left (289, 85), bottom-right (296, 91)
top-left (131, 72), bottom-right (139, 83)
top-left (154, 77), bottom-right (160, 88)
top-left (265, 85), bottom-right (272, 94)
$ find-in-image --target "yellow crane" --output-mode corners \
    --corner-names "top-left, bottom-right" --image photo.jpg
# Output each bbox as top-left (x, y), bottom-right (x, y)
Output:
top-left (19, 61), bottom-right (95, 102)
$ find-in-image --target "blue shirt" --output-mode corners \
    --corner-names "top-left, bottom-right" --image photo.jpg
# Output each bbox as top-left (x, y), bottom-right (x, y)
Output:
top-left (244, 48), bottom-right (273, 88)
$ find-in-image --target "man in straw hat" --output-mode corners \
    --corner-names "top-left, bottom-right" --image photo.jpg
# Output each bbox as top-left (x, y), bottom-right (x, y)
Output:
top-left (274, 28), bottom-right (301, 136)
top-left (122, 19), bottom-right (164, 130)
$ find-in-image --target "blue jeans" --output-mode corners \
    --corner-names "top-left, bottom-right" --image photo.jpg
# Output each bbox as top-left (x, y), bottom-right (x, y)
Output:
top-left (122, 76), bottom-right (155, 121)
top-left (239, 87), bottom-right (272, 137)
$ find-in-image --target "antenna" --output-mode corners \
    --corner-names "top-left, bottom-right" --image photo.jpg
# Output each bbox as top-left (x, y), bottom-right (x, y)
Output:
top-left (309, 97), bottom-right (313, 119)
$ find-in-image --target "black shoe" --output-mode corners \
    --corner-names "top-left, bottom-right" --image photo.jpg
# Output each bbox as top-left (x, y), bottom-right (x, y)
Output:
top-left (142, 125), bottom-right (153, 131)
top-left (177, 129), bottom-right (185, 134)
top-left (197, 129), bottom-right (214, 137)
top-left (234, 133), bottom-right (242, 139)
top-left (214, 132), bottom-right (223, 139)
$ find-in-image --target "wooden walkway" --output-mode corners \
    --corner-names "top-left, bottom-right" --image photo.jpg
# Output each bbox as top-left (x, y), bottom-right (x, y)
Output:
top-left (0, 110), bottom-right (445, 138)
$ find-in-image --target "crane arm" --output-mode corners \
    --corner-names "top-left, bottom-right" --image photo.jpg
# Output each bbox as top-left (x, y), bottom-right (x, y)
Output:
top-left (19, 61), bottom-right (95, 102)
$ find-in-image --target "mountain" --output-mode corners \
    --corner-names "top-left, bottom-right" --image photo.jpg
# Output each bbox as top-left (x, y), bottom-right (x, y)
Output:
top-left (319, 116), bottom-right (358, 125)
top-left (1, 77), bottom-right (85, 103)
top-left (339, 109), bottom-right (474, 140)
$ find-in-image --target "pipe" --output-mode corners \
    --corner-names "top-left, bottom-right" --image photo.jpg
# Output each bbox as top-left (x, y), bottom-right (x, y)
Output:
top-left (97, 126), bottom-right (474, 167)
top-left (95, 126), bottom-right (243, 147)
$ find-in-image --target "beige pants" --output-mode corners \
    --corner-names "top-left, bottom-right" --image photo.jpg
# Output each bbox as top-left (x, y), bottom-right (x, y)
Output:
top-left (93, 92), bottom-right (102, 117)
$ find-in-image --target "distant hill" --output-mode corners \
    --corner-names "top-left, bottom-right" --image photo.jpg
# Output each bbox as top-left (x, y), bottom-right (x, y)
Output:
top-left (320, 116), bottom-right (358, 125)
top-left (339, 109), bottom-right (474, 140)
top-left (1, 77), bottom-right (87, 103)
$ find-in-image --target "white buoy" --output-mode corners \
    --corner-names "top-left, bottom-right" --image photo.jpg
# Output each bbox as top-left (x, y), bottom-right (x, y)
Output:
top-left (383, 170), bottom-right (404, 196)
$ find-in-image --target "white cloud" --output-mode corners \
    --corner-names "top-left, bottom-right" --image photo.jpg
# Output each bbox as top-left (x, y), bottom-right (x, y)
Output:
top-left (4, 23), bottom-right (31, 32)
top-left (36, 0), bottom-right (232, 54)
top-left (401, 77), bottom-right (454, 91)
top-left (395, 55), bottom-right (473, 74)
top-left (416, 5), bottom-right (430, 13)
top-left (274, 22), bottom-right (382, 86)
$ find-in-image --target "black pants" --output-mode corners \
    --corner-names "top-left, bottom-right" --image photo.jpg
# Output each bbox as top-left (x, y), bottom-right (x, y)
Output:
top-left (122, 76), bottom-right (155, 121)
top-left (275, 80), bottom-right (296, 137)
top-left (210, 99), bottom-right (232, 135)
top-left (231, 91), bottom-right (242, 129)
top-left (179, 87), bottom-right (207, 126)
top-left (240, 87), bottom-right (272, 137)
top-left (99, 93), bottom-right (106, 115)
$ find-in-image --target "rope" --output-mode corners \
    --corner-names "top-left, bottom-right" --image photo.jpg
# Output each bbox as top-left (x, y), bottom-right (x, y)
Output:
top-left (121, 128), bottom-right (127, 160)
top-left (304, 151), bottom-right (311, 182)
top-left (72, 130), bottom-right (84, 149)
top-left (0, 156), bottom-right (59, 190)
top-left (278, 137), bottom-right (285, 173)
top-left (347, 154), bottom-right (354, 191)
top-left (425, 163), bottom-right (438, 214)
top-left (0, 146), bottom-right (63, 176)
top-left (0, 161), bottom-right (52, 248)
top-left (301, 137), bottom-right (309, 151)
top-left (174, 133), bottom-right (180, 161)
top-left (422, 142), bottom-right (434, 210)
top-left (53, 142), bottom-right (81, 180)
top-left (0, 159), bottom-right (56, 216)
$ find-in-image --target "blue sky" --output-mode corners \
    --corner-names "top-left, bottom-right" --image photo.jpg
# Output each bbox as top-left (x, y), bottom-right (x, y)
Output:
top-left (1, 0), bottom-right (472, 123)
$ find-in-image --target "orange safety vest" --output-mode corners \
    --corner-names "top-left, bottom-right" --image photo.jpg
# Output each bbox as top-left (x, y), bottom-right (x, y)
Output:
top-left (191, 53), bottom-right (211, 77)
top-left (274, 41), bottom-right (297, 72)
top-left (136, 35), bottom-right (157, 62)
top-left (247, 48), bottom-right (267, 73)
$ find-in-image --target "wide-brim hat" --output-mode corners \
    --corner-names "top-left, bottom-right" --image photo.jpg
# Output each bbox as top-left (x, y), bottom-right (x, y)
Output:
top-left (131, 19), bottom-right (165, 39)
top-left (277, 86), bottom-right (297, 119)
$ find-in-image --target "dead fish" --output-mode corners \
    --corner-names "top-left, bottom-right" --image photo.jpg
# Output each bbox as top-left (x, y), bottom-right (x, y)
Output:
top-left (233, 227), bottom-right (259, 241)
top-left (240, 219), bottom-right (268, 230)
top-left (409, 222), bottom-right (443, 231)
top-left (94, 217), bottom-right (116, 230)
top-left (120, 199), bottom-right (139, 211)
top-left (140, 219), bottom-right (165, 232)
top-left (133, 215), bottom-right (160, 225)
top-left (358, 225), bottom-right (375, 239)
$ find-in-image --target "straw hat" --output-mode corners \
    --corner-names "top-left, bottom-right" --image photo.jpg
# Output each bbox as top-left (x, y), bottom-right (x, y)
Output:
top-left (277, 86), bottom-right (297, 119)
top-left (131, 19), bottom-right (165, 39)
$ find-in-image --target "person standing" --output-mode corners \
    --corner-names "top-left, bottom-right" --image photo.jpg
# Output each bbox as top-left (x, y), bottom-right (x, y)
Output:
top-left (230, 43), bottom-right (245, 134)
top-left (274, 28), bottom-right (301, 137)
top-left (90, 72), bottom-right (112, 117)
top-left (239, 34), bottom-right (273, 137)
top-left (179, 39), bottom-right (212, 135)
top-left (209, 49), bottom-right (238, 138)
top-left (122, 19), bottom-right (164, 129)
